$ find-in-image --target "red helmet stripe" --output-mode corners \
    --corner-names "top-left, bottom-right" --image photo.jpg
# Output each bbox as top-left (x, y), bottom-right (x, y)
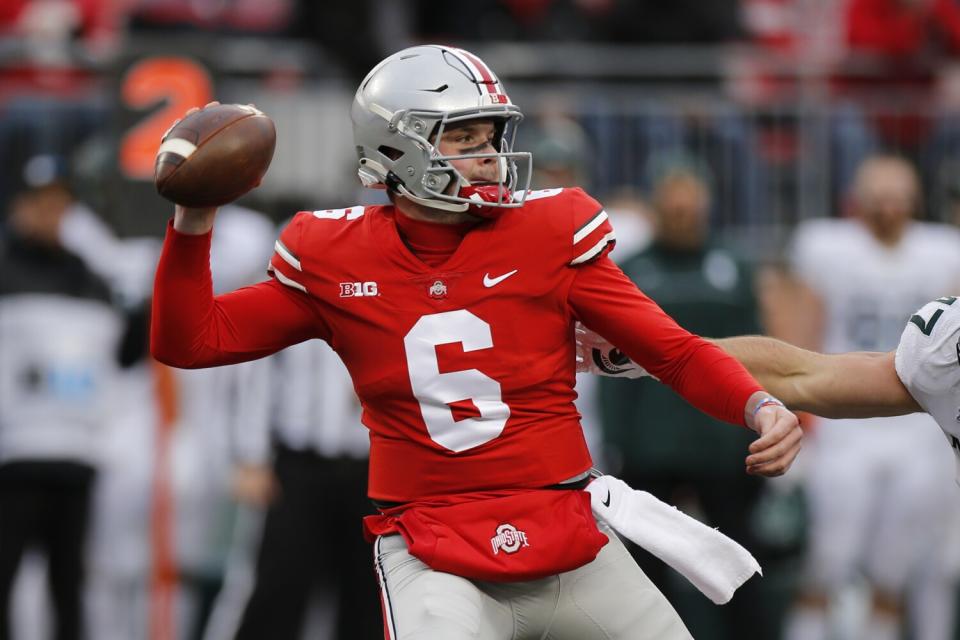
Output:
top-left (450, 47), bottom-right (501, 95)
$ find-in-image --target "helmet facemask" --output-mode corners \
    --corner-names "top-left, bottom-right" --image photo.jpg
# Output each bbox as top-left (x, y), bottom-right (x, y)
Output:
top-left (353, 45), bottom-right (535, 217)
top-left (423, 109), bottom-right (531, 216)
top-left (359, 104), bottom-right (532, 216)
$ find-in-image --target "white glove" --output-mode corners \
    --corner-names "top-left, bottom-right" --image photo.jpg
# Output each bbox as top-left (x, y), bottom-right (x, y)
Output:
top-left (574, 322), bottom-right (650, 379)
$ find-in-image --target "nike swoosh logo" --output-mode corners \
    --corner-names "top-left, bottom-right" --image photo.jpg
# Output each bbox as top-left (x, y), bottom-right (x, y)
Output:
top-left (483, 269), bottom-right (518, 288)
top-left (602, 490), bottom-right (611, 508)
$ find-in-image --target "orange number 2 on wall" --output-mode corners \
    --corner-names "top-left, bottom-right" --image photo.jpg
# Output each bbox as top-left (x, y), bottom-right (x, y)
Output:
top-left (119, 57), bottom-right (213, 180)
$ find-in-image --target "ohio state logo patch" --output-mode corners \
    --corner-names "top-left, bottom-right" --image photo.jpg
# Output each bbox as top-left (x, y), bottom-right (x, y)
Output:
top-left (428, 279), bottom-right (448, 299)
top-left (490, 523), bottom-right (529, 555)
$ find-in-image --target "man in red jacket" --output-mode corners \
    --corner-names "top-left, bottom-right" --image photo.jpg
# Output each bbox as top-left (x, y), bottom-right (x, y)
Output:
top-left (151, 45), bottom-right (802, 640)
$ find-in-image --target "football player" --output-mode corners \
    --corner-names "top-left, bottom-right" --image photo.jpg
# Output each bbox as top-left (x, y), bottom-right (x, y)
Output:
top-left (769, 155), bottom-right (960, 640)
top-left (580, 293), bottom-right (960, 640)
top-left (151, 45), bottom-right (802, 640)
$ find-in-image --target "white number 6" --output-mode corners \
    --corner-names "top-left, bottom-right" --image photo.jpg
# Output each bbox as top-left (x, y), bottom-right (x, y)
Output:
top-left (404, 310), bottom-right (510, 452)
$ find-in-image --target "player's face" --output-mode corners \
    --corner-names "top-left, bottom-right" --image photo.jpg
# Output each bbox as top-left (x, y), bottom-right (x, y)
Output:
top-left (854, 160), bottom-right (917, 238)
top-left (653, 175), bottom-right (710, 250)
top-left (438, 121), bottom-right (499, 185)
top-left (9, 186), bottom-right (71, 245)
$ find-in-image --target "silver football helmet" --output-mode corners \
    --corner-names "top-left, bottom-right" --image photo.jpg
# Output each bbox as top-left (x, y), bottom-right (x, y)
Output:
top-left (351, 45), bottom-right (531, 214)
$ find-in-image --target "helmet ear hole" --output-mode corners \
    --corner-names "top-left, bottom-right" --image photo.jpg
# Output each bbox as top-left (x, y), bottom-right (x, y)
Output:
top-left (378, 145), bottom-right (404, 161)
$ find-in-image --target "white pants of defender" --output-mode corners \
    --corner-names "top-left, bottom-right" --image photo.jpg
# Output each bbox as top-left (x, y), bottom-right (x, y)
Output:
top-left (801, 413), bottom-right (959, 594)
top-left (374, 520), bottom-right (692, 640)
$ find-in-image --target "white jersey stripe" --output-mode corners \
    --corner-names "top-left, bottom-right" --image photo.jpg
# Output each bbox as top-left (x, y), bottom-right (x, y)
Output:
top-left (268, 265), bottom-right (307, 293)
top-left (573, 210), bottom-right (608, 244)
top-left (571, 231), bottom-right (616, 265)
top-left (274, 240), bottom-right (301, 271)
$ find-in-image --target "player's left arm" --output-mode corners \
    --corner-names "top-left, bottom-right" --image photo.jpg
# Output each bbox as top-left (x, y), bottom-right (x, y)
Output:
top-left (569, 256), bottom-right (802, 476)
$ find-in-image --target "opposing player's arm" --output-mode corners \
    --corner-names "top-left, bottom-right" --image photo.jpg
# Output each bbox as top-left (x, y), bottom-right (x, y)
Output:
top-left (710, 336), bottom-right (921, 418)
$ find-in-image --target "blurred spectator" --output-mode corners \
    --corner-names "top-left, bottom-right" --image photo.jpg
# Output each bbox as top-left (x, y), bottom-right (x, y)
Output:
top-left (0, 0), bottom-right (132, 63)
top-left (597, 162), bottom-right (772, 640)
top-left (414, 0), bottom-right (741, 43)
top-left (0, 99), bottom-right (108, 217)
top-left (529, 116), bottom-right (591, 188)
top-left (414, 0), bottom-right (593, 43)
top-left (581, 106), bottom-right (768, 228)
top-left (598, 0), bottom-right (742, 43)
top-left (0, 155), bottom-right (126, 640)
top-left (783, 154), bottom-right (960, 640)
top-left (128, 0), bottom-right (293, 35)
top-left (828, 0), bottom-right (960, 166)
top-left (845, 0), bottom-right (960, 59)
top-left (742, 0), bottom-right (847, 63)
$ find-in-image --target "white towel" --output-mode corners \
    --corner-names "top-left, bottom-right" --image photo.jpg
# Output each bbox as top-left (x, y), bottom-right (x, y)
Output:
top-left (586, 474), bottom-right (761, 605)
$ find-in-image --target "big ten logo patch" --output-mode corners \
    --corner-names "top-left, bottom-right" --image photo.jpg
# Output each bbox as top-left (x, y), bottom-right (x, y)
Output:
top-left (339, 282), bottom-right (379, 298)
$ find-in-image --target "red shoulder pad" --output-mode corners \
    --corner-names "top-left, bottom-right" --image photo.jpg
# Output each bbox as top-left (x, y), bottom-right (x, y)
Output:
top-left (566, 188), bottom-right (615, 266)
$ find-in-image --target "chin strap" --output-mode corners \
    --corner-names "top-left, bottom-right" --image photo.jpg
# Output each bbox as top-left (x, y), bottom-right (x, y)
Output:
top-left (395, 183), bottom-right (515, 218)
top-left (388, 163), bottom-right (515, 218)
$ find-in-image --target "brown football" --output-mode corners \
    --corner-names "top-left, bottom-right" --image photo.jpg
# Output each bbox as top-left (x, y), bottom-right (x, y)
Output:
top-left (154, 103), bottom-right (276, 208)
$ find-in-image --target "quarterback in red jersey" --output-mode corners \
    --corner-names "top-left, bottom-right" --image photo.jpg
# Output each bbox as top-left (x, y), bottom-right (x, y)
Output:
top-left (152, 45), bottom-right (801, 640)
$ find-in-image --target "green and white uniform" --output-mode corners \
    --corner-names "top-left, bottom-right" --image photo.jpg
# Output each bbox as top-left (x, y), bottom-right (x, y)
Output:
top-left (896, 296), bottom-right (960, 484)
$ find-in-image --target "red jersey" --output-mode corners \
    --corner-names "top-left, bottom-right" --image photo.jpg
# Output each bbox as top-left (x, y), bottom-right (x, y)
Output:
top-left (152, 187), bottom-right (762, 502)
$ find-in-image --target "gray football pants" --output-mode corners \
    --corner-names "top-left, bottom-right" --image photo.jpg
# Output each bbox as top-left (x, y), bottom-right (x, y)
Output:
top-left (374, 520), bottom-right (693, 640)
